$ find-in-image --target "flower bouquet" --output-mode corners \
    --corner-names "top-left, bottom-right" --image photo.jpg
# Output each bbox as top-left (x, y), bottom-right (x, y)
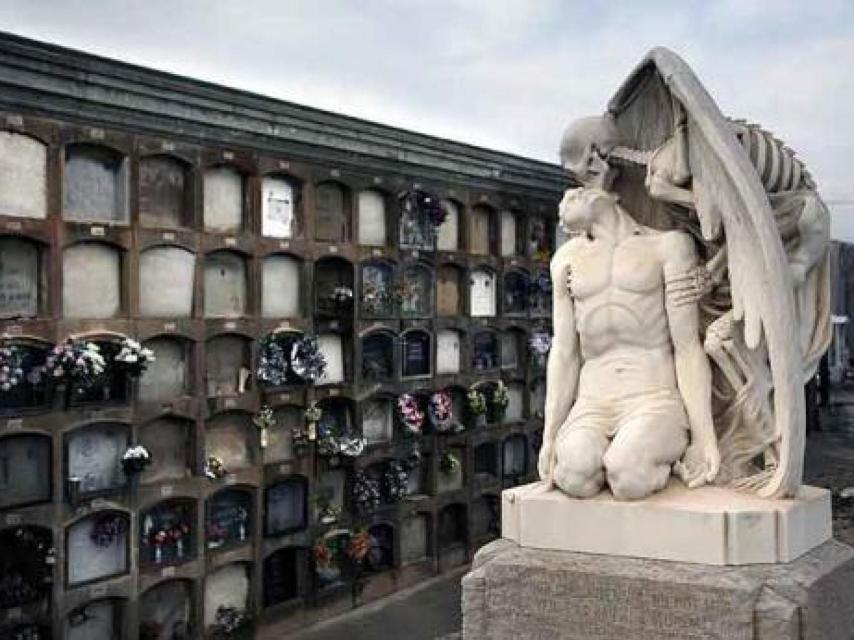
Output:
top-left (290, 335), bottom-right (327, 383)
top-left (316, 415), bottom-right (366, 461)
top-left (397, 393), bottom-right (425, 435)
top-left (43, 339), bottom-right (106, 396)
top-left (211, 605), bottom-right (253, 640)
top-left (304, 402), bottom-right (322, 440)
top-left (329, 285), bottom-right (354, 309)
top-left (113, 337), bottom-right (155, 377)
top-left (256, 334), bottom-right (290, 386)
top-left (380, 460), bottom-right (409, 503)
top-left (428, 390), bottom-right (454, 432)
top-left (89, 513), bottom-right (127, 548)
top-left (204, 456), bottom-right (229, 481)
top-left (490, 381), bottom-right (509, 423)
top-left (466, 387), bottom-right (487, 428)
top-left (401, 188), bottom-right (447, 228)
top-left (439, 451), bottom-right (460, 474)
top-left (346, 529), bottom-right (371, 564)
top-left (528, 330), bottom-right (552, 368)
top-left (351, 470), bottom-right (381, 513)
top-left (0, 344), bottom-right (25, 392)
top-left (121, 445), bottom-right (152, 474)
top-left (252, 405), bottom-right (275, 449)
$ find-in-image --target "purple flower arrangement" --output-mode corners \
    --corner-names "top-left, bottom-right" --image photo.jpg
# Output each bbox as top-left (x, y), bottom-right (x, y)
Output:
top-left (397, 393), bottom-right (425, 434)
top-left (428, 390), bottom-right (453, 432)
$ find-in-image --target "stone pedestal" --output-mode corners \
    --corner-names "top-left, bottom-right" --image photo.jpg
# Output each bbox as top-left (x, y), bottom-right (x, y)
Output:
top-left (462, 538), bottom-right (854, 640)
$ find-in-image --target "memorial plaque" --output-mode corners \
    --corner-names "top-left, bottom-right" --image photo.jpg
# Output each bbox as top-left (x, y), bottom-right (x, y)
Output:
top-left (501, 332), bottom-right (520, 369)
top-left (203, 166), bottom-right (243, 232)
top-left (262, 175), bottom-right (296, 238)
top-left (262, 254), bottom-right (300, 318)
top-left (139, 418), bottom-right (190, 484)
top-left (401, 330), bottom-right (430, 378)
top-left (316, 469), bottom-right (346, 516)
top-left (505, 383), bottom-right (524, 422)
top-left (264, 405), bottom-right (301, 463)
top-left (138, 338), bottom-right (189, 403)
top-left (401, 265), bottom-right (431, 316)
top-left (0, 131), bottom-right (46, 219)
top-left (362, 398), bottom-right (392, 443)
top-left (472, 331), bottom-right (499, 371)
top-left (503, 435), bottom-right (527, 482)
top-left (436, 200), bottom-right (459, 251)
top-left (0, 434), bottom-right (50, 508)
top-left (263, 547), bottom-right (299, 606)
top-left (399, 201), bottom-right (432, 250)
top-left (140, 500), bottom-right (194, 565)
top-left (406, 460), bottom-right (427, 496)
top-left (361, 262), bottom-right (394, 317)
top-left (139, 155), bottom-right (189, 229)
top-left (206, 413), bottom-right (253, 470)
top-left (204, 251), bottom-right (247, 318)
top-left (436, 264), bottom-right (461, 317)
top-left (315, 182), bottom-right (347, 242)
top-left (436, 329), bottom-right (461, 375)
top-left (362, 333), bottom-right (394, 382)
top-left (205, 335), bottom-right (249, 397)
top-left (357, 189), bottom-right (386, 246)
top-left (66, 422), bottom-right (128, 494)
top-left (140, 580), bottom-right (192, 640)
top-left (63, 243), bottom-right (121, 319)
top-left (401, 515), bottom-right (429, 565)
top-left (469, 205), bottom-right (491, 255)
top-left (317, 333), bottom-right (344, 384)
top-left (207, 488), bottom-right (252, 549)
top-left (530, 269), bottom-right (552, 316)
top-left (0, 238), bottom-right (39, 319)
top-left (204, 563), bottom-right (249, 628)
top-left (265, 477), bottom-right (307, 535)
top-left (500, 211), bottom-right (517, 257)
top-left (315, 257), bottom-right (353, 315)
top-left (503, 271), bottom-right (529, 315)
top-left (66, 599), bottom-right (119, 640)
top-left (139, 246), bottom-right (195, 317)
top-left (66, 513), bottom-right (129, 585)
top-left (470, 269), bottom-right (496, 317)
top-left (64, 143), bottom-right (128, 223)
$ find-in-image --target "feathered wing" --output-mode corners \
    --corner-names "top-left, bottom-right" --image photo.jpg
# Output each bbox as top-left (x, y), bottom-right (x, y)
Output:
top-left (608, 48), bottom-right (805, 498)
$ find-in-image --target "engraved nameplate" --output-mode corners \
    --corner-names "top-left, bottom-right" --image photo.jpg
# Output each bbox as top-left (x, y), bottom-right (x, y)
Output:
top-left (5, 115), bottom-right (23, 127)
top-left (4, 325), bottom-right (21, 336)
top-left (371, 248), bottom-right (382, 257)
top-left (161, 141), bottom-right (176, 152)
top-left (224, 398), bottom-right (236, 409)
top-left (328, 389), bottom-right (340, 397)
top-left (279, 160), bottom-right (290, 170)
top-left (279, 241), bottom-right (290, 250)
top-left (5, 418), bottom-right (22, 430)
top-left (5, 514), bottom-right (21, 526)
top-left (89, 584), bottom-right (107, 598)
top-left (5, 607), bottom-right (21, 620)
top-left (160, 485), bottom-right (174, 497)
top-left (223, 151), bottom-right (234, 160)
top-left (329, 245), bottom-right (338, 253)
top-left (89, 127), bottom-right (105, 140)
top-left (225, 475), bottom-right (237, 485)
top-left (163, 322), bottom-right (176, 331)
top-left (161, 566), bottom-right (176, 578)
top-left (223, 321), bottom-right (237, 331)
top-left (5, 221), bottom-right (21, 231)
top-left (90, 226), bottom-right (105, 237)
top-left (330, 169), bottom-right (341, 178)
top-left (278, 393), bottom-right (291, 402)
top-left (162, 232), bottom-right (175, 241)
top-left (224, 237), bottom-right (236, 247)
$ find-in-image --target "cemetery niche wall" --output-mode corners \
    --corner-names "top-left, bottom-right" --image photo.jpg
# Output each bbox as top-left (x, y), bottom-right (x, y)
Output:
top-left (0, 32), bottom-right (563, 640)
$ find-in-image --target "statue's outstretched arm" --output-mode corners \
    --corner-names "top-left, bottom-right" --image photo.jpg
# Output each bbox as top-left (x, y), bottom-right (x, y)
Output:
top-left (538, 243), bottom-right (580, 486)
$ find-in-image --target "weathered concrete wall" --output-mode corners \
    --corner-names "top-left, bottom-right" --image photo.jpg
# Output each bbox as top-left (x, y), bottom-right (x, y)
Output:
top-left (205, 335), bottom-right (248, 396)
top-left (437, 201), bottom-right (460, 251)
top-left (66, 599), bottom-right (118, 640)
top-left (362, 399), bottom-right (392, 443)
top-left (140, 579), bottom-right (191, 640)
top-left (262, 175), bottom-right (295, 238)
top-left (437, 329), bottom-right (462, 374)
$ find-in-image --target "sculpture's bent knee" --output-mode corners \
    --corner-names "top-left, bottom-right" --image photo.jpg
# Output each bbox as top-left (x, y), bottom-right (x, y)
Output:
top-left (553, 431), bottom-right (605, 498)
top-left (603, 447), bottom-right (670, 501)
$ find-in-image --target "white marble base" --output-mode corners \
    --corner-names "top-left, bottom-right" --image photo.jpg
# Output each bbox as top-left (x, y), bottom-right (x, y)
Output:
top-left (502, 480), bottom-right (831, 565)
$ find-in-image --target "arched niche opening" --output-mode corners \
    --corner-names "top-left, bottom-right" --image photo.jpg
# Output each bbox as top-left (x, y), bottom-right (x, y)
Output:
top-left (436, 329), bottom-right (462, 375)
top-left (206, 412), bottom-right (254, 471)
top-left (265, 475), bottom-right (308, 537)
top-left (500, 210), bottom-right (524, 257)
top-left (437, 445), bottom-right (465, 493)
top-left (401, 329), bottom-right (431, 379)
top-left (263, 404), bottom-right (303, 463)
top-left (205, 334), bottom-right (251, 397)
top-left (317, 332), bottom-right (346, 385)
top-left (501, 329), bottom-right (525, 370)
top-left (140, 499), bottom-right (195, 567)
top-left (66, 598), bottom-right (125, 640)
top-left (438, 503), bottom-right (467, 552)
top-left (503, 270), bottom-right (530, 316)
top-left (139, 579), bottom-right (193, 640)
top-left (203, 166), bottom-right (244, 232)
top-left (64, 143), bottom-right (128, 223)
top-left (446, 386), bottom-right (467, 431)
top-left (531, 378), bottom-right (546, 420)
top-left (0, 340), bottom-right (49, 412)
top-left (138, 417), bottom-right (192, 484)
top-left (361, 395), bottom-right (393, 444)
top-left (0, 434), bottom-right (51, 508)
top-left (263, 547), bottom-right (302, 608)
top-left (364, 523), bottom-right (395, 573)
top-left (314, 257), bottom-right (354, 317)
top-left (360, 260), bottom-right (395, 318)
top-left (314, 181), bottom-right (350, 242)
top-left (316, 396), bottom-right (355, 443)
top-left (357, 189), bottom-right (387, 246)
top-left (65, 422), bottom-right (129, 497)
top-left (139, 246), bottom-right (195, 317)
top-left (204, 251), bottom-right (247, 318)
top-left (262, 174), bottom-right (301, 239)
top-left (399, 196), bottom-right (434, 251)
top-left (63, 242), bottom-right (121, 319)
top-left (436, 199), bottom-right (460, 251)
top-left (528, 216), bottom-right (553, 260)
top-left (503, 434), bottom-right (528, 486)
top-left (436, 263), bottom-right (463, 317)
top-left (0, 525), bottom-right (52, 610)
top-left (66, 511), bottom-right (129, 586)
top-left (207, 487), bottom-right (253, 551)
top-left (361, 331), bottom-right (395, 383)
top-left (529, 269), bottom-right (552, 317)
top-left (0, 236), bottom-right (45, 319)
top-left (400, 514), bottom-right (431, 565)
top-left (204, 562), bottom-right (250, 631)
top-left (139, 154), bottom-right (192, 229)
top-left (400, 263), bottom-right (432, 317)
top-left (472, 330), bottom-right (499, 371)
top-left (262, 254), bottom-right (301, 318)
top-left (474, 441), bottom-right (500, 481)
top-left (505, 381), bottom-right (525, 422)
top-left (315, 469), bottom-right (346, 523)
top-left (469, 204), bottom-right (494, 256)
top-left (138, 336), bottom-right (192, 403)
top-left (471, 494), bottom-right (500, 539)
top-left (469, 267), bottom-right (496, 317)
top-left (0, 131), bottom-right (46, 219)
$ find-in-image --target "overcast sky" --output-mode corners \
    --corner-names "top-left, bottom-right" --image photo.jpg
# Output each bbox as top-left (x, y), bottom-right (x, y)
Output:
top-left (1, 0), bottom-right (853, 238)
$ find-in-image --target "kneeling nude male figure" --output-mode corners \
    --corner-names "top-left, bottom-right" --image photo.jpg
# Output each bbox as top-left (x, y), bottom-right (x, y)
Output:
top-left (538, 117), bottom-right (720, 500)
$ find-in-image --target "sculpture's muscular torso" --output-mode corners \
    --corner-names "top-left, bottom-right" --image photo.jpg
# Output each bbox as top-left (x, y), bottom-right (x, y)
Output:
top-left (539, 185), bottom-right (720, 500)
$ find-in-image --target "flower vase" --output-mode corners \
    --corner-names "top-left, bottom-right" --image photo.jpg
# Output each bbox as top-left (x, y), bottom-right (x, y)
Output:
top-left (307, 421), bottom-right (317, 441)
top-left (155, 545), bottom-right (162, 564)
top-left (176, 539), bottom-right (184, 559)
top-left (259, 427), bottom-right (268, 449)
top-left (239, 524), bottom-right (246, 541)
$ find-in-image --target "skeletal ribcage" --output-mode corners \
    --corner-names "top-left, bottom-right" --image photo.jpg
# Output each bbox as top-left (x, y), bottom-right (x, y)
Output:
top-left (730, 121), bottom-right (812, 193)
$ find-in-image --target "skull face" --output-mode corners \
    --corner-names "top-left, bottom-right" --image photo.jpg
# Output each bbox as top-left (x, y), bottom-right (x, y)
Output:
top-left (559, 116), bottom-right (620, 189)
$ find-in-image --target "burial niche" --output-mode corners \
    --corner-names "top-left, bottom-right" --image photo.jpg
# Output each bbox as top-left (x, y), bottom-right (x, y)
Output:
top-left (438, 504), bottom-right (467, 553)
top-left (474, 442), bottom-right (500, 481)
top-left (357, 189), bottom-right (387, 246)
top-left (436, 264), bottom-right (462, 317)
top-left (469, 204), bottom-right (493, 255)
top-left (139, 155), bottom-right (191, 228)
top-left (204, 251), bottom-right (247, 318)
top-left (206, 412), bottom-right (254, 471)
top-left (399, 197), bottom-right (433, 251)
top-left (528, 216), bottom-right (552, 260)
top-left (64, 143), bottom-right (128, 223)
top-left (315, 469), bottom-right (346, 522)
top-left (469, 268), bottom-right (496, 317)
top-left (263, 404), bottom-right (302, 463)
top-left (362, 397), bottom-right (393, 444)
top-left (139, 580), bottom-right (192, 640)
top-left (66, 512), bottom-right (129, 585)
top-left (140, 500), bottom-right (195, 566)
top-left (0, 131), bottom-right (46, 219)
top-left (501, 330), bottom-right (523, 370)
top-left (472, 330), bottom-right (499, 371)
top-left (364, 523), bottom-right (394, 573)
top-left (265, 475), bottom-right (308, 536)
top-left (204, 563), bottom-right (249, 630)
top-left (360, 260), bottom-right (395, 317)
top-left (400, 263), bottom-right (432, 317)
top-left (0, 434), bottom-right (51, 508)
top-left (437, 445), bottom-right (465, 493)
top-left (262, 174), bottom-right (300, 238)
top-left (400, 514), bottom-right (430, 565)
top-left (262, 254), bottom-right (301, 318)
top-left (205, 334), bottom-right (250, 397)
top-left (401, 330), bottom-right (431, 379)
top-left (0, 526), bottom-right (52, 610)
top-left (314, 181), bottom-right (349, 242)
top-left (63, 242), bottom-right (121, 319)
top-left (66, 422), bottom-right (128, 496)
top-left (436, 329), bottom-right (462, 375)
top-left (263, 547), bottom-right (300, 607)
top-left (207, 488), bottom-right (252, 550)
top-left (0, 341), bottom-right (48, 412)
top-left (0, 237), bottom-right (42, 319)
top-left (138, 337), bottom-right (191, 403)
top-left (505, 382), bottom-right (525, 422)
top-left (71, 340), bottom-right (129, 404)
top-left (317, 332), bottom-right (345, 384)
top-left (531, 378), bottom-right (546, 420)
top-left (503, 435), bottom-right (528, 485)
top-left (436, 200), bottom-right (460, 251)
top-left (471, 494), bottom-right (500, 539)
top-left (529, 270), bottom-right (552, 316)
top-left (138, 417), bottom-right (191, 484)
top-left (361, 332), bottom-right (395, 382)
top-left (315, 257), bottom-right (354, 316)
top-left (203, 166), bottom-right (243, 232)
top-left (66, 599), bottom-right (123, 640)
top-left (139, 246), bottom-right (195, 317)
top-left (503, 270), bottom-right (529, 316)
top-left (500, 210), bottom-right (523, 257)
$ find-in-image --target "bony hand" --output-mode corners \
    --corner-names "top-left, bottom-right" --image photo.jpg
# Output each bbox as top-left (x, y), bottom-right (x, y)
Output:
top-left (674, 439), bottom-right (720, 489)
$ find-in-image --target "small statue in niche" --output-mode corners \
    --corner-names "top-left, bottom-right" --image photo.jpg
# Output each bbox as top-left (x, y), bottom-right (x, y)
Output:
top-left (540, 48), bottom-right (830, 501)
